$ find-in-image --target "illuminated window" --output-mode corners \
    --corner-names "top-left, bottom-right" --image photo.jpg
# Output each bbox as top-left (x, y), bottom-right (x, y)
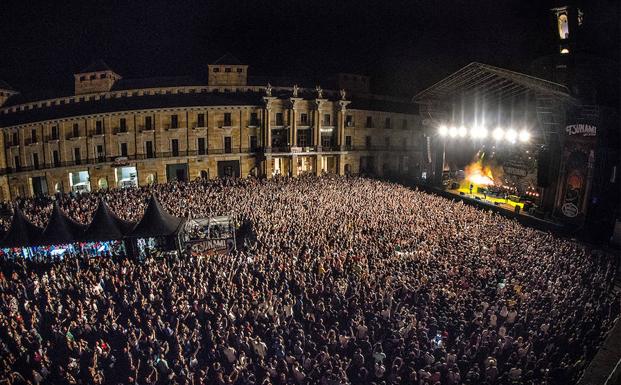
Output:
top-left (560, 48), bottom-right (570, 55)
top-left (558, 13), bottom-right (569, 39)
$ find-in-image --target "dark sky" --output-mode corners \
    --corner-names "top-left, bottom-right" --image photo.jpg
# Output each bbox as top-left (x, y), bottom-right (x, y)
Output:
top-left (0, 0), bottom-right (618, 97)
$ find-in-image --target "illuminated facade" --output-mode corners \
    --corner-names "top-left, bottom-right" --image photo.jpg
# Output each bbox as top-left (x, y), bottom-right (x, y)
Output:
top-left (0, 56), bottom-right (422, 199)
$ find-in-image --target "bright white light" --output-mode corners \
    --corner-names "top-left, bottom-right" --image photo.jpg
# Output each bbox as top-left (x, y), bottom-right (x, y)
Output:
top-left (506, 129), bottom-right (518, 143)
top-left (492, 127), bottom-right (504, 141)
top-left (471, 126), bottom-right (488, 139)
top-left (438, 125), bottom-right (448, 137)
top-left (449, 126), bottom-right (458, 138)
top-left (458, 126), bottom-right (467, 137)
top-left (519, 130), bottom-right (531, 142)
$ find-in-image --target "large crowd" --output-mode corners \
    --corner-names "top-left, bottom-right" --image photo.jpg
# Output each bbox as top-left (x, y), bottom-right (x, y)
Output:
top-left (0, 175), bottom-right (619, 385)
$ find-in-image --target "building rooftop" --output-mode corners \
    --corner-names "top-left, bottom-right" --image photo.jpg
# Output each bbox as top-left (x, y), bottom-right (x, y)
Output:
top-left (0, 79), bottom-right (16, 92)
top-left (0, 91), bottom-right (265, 127)
top-left (79, 60), bottom-right (114, 74)
top-left (110, 76), bottom-right (205, 91)
top-left (212, 53), bottom-right (244, 65)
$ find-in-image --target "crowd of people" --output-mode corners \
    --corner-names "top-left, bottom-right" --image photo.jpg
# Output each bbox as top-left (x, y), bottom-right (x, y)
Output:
top-left (0, 175), bottom-right (619, 385)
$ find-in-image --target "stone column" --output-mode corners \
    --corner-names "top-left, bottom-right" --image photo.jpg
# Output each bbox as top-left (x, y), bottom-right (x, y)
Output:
top-left (315, 155), bottom-right (321, 176)
top-left (337, 100), bottom-right (351, 149)
top-left (262, 96), bottom-right (277, 153)
top-left (289, 97), bottom-right (302, 149)
top-left (313, 99), bottom-right (327, 151)
top-left (291, 155), bottom-right (299, 177)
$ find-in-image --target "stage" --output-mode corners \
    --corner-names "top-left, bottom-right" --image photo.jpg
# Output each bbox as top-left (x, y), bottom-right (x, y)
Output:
top-left (447, 187), bottom-right (525, 212)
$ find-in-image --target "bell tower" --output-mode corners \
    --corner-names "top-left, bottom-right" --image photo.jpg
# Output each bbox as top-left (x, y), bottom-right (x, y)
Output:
top-left (551, 2), bottom-right (584, 57)
top-left (549, 1), bottom-right (584, 87)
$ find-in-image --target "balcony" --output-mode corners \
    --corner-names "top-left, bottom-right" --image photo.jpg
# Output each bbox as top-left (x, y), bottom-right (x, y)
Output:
top-left (164, 124), bottom-right (185, 131)
top-left (217, 120), bottom-right (234, 128)
top-left (113, 127), bottom-right (130, 135)
top-left (191, 123), bottom-right (207, 130)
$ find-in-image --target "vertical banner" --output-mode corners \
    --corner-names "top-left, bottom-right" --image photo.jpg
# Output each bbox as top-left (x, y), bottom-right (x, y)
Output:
top-left (556, 121), bottom-right (597, 222)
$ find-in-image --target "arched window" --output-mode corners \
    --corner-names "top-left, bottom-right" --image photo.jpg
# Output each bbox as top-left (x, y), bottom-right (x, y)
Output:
top-left (146, 174), bottom-right (155, 185)
top-left (98, 178), bottom-right (108, 190)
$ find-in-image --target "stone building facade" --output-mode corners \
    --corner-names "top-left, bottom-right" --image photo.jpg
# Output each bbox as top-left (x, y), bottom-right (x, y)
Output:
top-left (0, 56), bottom-right (422, 200)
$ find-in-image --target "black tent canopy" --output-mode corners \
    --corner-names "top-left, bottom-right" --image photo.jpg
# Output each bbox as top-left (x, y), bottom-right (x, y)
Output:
top-left (42, 203), bottom-right (88, 245)
top-left (83, 199), bottom-right (136, 241)
top-left (130, 195), bottom-right (184, 238)
top-left (1, 206), bottom-right (44, 248)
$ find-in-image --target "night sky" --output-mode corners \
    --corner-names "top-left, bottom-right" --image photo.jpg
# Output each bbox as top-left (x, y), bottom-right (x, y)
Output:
top-left (0, 0), bottom-right (619, 97)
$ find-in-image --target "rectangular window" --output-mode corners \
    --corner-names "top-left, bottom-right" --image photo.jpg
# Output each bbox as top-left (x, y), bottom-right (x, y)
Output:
top-left (225, 67), bottom-right (231, 73)
top-left (250, 112), bottom-right (259, 126)
top-left (366, 116), bottom-right (373, 128)
top-left (275, 112), bottom-right (284, 126)
top-left (224, 136), bottom-right (232, 153)
top-left (223, 113), bottom-right (232, 126)
top-left (300, 113), bottom-right (308, 125)
top-left (402, 119), bottom-right (408, 130)
top-left (298, 132), bottom-right (308, 147)
top-left (33, 153), bottom-right (40, 169)
top-left (345, 135), bottom-right (352, 148)
top-left (321, 135), bottom-right (332, 148)
top-left (73, 123), bottom-right (80, 138)
top-left (119, 118), bottom-right (127, 132)
top-left (345, 115), bottom-right (353, 127)
top-left (52, 150), bottom-right (60, 167)
top-left (120, 142), bottom-right (128, 157)
top-left (95, 120), bottom-right (103, 135)
top-left (365, 135), bottom-right (372, 148)
top-left (171, 139), bottom-right (179, 157)
top-left (323, 114), bottom-right (331, 125)
top-left (31, 129), bottom-right (37, 143)
top-left (74, 147), bottom-right (81, 165)
top-left (213, 67), bottom-right (220, 73)
top-left (198, 137), bottom-right (206, 155)
top-left (12, 132), bottom-right (18, 146)
top-left (171, 114), bottom-right (178, 129)
top-left (96, 145), bottom-right (105, 162)
top-left (51, 126), bottom-right (59, 140)
top-left (145, 141), bottom-right (154, 159)
top-left (385, 117), bottom-right (391, 129)
top-left (145, 116), bottom-right (153, 130)
top-left (250, 135), bottom-right (257, 151)
top-left (197, 113), bottom-right (205, 128)
top-left (14, 156), bottom-right (20, 170)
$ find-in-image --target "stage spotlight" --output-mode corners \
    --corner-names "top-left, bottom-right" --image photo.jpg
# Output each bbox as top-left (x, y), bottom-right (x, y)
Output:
top-left (438, 125), bottom-right (448, 137)
top-left (458, 126), bottom-right (467, 137)
top-left (492, 127), bottom-right (504, 141)
top-left (506, 129), bottom-right (518, 143)
top-left (471, 126), bottom-right (488, 139)
top-left (519, 130), bottom-right (531, 142)
top-left (449, 126), bottom-right (458, 138)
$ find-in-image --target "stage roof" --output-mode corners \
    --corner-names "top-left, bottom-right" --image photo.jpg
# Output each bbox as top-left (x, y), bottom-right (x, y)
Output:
top-left (413, 62), bottom-right (572, 103)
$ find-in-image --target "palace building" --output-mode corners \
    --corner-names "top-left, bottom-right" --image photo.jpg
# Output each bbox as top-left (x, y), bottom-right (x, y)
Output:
top-left (0, 55), bottom-right (422, 199)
